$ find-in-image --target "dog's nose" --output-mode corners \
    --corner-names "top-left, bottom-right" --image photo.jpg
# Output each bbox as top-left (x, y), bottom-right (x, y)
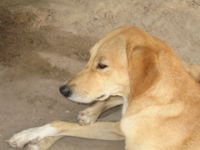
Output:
top-left (59, 85), bottom-right (72, 97)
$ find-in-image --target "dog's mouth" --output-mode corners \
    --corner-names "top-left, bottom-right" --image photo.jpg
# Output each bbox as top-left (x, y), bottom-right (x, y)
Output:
top-left (95, 94), bottom-right (108, 101)
top-left (66, 93), bottom-right (108, 104)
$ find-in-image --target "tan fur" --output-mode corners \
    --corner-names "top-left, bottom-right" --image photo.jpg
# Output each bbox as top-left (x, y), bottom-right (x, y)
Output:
top-left (120, 27), bottom-right (200, 150)
top-left (9, 26), bottom-right (200, 150)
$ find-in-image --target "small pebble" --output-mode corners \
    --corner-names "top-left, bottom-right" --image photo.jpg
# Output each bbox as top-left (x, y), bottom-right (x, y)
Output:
top-left (65, 110), bottom-right (70, 113)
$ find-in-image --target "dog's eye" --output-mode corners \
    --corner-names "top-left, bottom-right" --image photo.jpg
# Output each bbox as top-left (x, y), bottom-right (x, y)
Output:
top-left (97, 63), bottom-right (108, 69)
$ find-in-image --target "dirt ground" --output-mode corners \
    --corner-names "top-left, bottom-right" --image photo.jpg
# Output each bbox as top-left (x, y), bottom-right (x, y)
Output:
top-left (0, 0), bottom-right (200, 150)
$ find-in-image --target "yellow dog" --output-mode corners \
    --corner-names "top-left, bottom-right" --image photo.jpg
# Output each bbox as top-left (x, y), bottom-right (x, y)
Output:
top-left (9, 26), bottom-right (200, 150)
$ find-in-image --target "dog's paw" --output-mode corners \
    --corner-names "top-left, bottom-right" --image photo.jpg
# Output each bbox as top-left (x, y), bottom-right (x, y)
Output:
top-left (9, 128), bottom-right (41, 148)
top-left (8, 125), bottom-right (57, 148)
top-left (25, 143), bottom-right (40, 150)
top-left (78, 110), bottom-right (99, 125)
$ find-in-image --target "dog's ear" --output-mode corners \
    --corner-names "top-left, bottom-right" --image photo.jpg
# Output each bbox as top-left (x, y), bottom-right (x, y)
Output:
top-left (126, 45), bottom-right (160, 97)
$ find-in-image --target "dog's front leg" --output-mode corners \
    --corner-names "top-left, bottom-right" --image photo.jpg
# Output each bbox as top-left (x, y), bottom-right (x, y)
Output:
top-left (9, 121), bottom-right (124, 150)
top-left (78, 96), bottom-right (123, 125)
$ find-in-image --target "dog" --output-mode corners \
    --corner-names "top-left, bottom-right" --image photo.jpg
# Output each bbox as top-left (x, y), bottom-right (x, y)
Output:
top-left (9, 26), bottom-right (200, 150)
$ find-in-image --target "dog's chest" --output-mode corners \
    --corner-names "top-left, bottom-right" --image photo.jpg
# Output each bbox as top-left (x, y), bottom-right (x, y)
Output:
top-left (120, 103), bottom-right (185, 149)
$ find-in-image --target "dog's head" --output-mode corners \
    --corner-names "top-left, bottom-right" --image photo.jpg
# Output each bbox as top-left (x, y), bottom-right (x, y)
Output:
top-left (59, 26), bottom-right (159, 103)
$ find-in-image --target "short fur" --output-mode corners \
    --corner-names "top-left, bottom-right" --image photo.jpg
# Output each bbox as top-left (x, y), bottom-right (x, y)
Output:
top-left (9, 26), bottom-right (200, 150)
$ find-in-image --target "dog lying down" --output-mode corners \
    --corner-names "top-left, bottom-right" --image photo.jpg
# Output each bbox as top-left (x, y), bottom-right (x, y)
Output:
top-left (9, 26), bottom-right (200, 150)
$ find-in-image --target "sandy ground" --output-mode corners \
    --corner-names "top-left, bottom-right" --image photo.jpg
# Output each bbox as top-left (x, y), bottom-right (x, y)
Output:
top-left (0, 0), bottom-right (200, 150)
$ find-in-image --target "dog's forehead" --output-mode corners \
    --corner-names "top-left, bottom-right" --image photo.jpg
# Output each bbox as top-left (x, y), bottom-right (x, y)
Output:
top-left (91, 36), bottom-right (126, 56)
top-left (102, 36), bottom-right (125, 49)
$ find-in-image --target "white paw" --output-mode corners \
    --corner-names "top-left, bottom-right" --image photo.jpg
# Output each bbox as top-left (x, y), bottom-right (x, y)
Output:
top-left (78, 110), bottom-right (99, 125)
top-left (9, 124), bottom-right (57, 148)
top-left (9, 128), bottom-right (41, 148)
top-left (25, 143), bottom-right (40, 150)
